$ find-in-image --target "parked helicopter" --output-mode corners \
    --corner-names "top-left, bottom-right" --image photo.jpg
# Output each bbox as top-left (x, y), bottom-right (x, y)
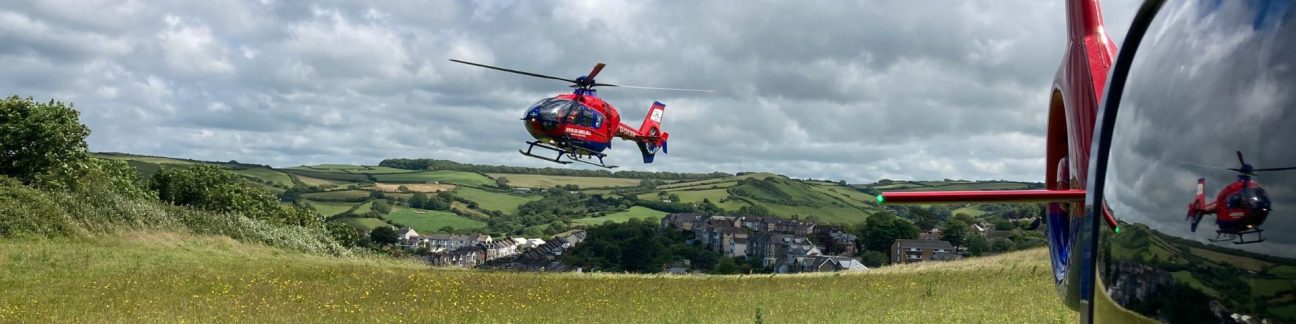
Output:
top-left (1186, 151), bottom-right (1295, 244)
top-left (449, 59), bottom-right (710, 168)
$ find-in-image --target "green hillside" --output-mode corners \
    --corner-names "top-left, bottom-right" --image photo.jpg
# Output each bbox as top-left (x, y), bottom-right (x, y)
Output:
top-left (573, 206), bottom-right (669, 226)
top-left (93, 153), bottom-right (1044, 232)
top-left (0, 233), bottom-right (1075, 323)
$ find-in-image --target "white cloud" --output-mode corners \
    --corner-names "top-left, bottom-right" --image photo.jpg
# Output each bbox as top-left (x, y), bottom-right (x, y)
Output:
top-left (157, 15), bottom-right (234, 74)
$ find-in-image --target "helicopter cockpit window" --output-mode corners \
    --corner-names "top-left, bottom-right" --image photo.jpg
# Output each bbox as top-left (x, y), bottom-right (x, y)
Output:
top-left (527, 98), bottom-right (575, 123)
top-left (1224, 188), bottom-right (1271, 210)
top-left (1096, 1), bottom-right (1296, 322)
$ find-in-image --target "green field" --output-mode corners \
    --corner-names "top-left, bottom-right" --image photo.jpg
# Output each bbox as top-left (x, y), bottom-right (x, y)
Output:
top-left (638, 188), bottom-right (749, 211)
top-left (453, 187), bottom-right (540, 214)
top-left (301, 190), bottom-right (371, 201)
top-left (383, 207), bottom-right (486, 233)
top-left (96, 154), bottom-right (197, 166)
top-left (953, 205), bottom-right (988, 217)
top-left (573, 207), bottom-right (669, 226)
top-left (373, 171), bottom-right (495, 187)
top-left (751, 202), bottom-right (872, 224)
top-left (333, 217), bottom-right (392, 232)
top-left (656, 173), bottom-right (774, 190)
top-left (228, 167), bottom-right (295, 187)
top-left (353, 200), bottom-right (375, 215)
top-left (0, 234), bottom-right (1075, 322)
top-left (281, 169), bottom-right (372, 182)
top-left (306, 201), bottom-right (363, 217)
top-left (488, 173), bottom-right (642, 189)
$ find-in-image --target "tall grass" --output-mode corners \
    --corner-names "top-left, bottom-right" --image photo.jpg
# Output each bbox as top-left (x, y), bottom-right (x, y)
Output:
top-left (0, 176), bottom-right (352, 256)
top-left (0, 233), bottom-right (1075, 323)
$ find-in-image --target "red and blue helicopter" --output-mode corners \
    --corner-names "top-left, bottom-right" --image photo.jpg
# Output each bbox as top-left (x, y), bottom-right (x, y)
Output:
top-left (450, 59), bottom-right (710, 168)
top-left (1186, 151), bottom-right (1296, 244)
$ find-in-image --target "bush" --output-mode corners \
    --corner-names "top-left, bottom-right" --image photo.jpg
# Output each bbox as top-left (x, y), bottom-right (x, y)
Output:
top-left (0, 176), bottom-right (81, 237)
top-left (0, 96), bottom-right (92, 190)
top-left (150, 165), bottom-right (322, 228)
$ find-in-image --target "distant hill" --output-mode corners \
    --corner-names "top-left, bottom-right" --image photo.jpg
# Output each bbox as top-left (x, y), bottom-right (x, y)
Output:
top-left (96, 152), bottom-right (1044, 236)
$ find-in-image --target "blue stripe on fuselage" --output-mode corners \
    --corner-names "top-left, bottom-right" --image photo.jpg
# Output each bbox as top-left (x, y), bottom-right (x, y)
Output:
top-left (570, 139), bottom-right (609, 153)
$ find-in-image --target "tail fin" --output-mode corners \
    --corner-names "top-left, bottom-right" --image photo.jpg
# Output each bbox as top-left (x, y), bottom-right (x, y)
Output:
top-left (1188, 178), bottom-right (1207, 231)
top-left (1193, 178), bottom-right (1207, 208)
top-left (635, 102), bottom-right (669, 163)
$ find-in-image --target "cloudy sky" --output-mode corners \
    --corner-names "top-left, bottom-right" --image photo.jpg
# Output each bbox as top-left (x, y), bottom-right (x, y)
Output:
top-left (2, 0), bottom-right (1140, 183)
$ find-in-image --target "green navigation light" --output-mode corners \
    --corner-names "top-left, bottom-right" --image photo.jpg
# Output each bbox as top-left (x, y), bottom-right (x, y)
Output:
top-left (876, 195), bottom-right (885, 205)
top-left (1114, 226), bottom-right (1121, 234)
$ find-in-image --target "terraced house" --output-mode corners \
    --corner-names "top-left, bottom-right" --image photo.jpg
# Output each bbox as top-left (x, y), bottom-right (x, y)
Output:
top-left (891, 239), bottom-right (961, 264)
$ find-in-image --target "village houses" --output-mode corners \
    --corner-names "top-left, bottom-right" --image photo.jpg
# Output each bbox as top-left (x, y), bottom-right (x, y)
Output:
top-left (661, 213), bottom-right (864, 274)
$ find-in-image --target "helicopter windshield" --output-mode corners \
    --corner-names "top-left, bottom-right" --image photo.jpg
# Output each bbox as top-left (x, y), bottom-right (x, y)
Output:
top-left (525, 98), bottom-right (578, 124)
top-left (1225, 187), bottom-right (1271, 211)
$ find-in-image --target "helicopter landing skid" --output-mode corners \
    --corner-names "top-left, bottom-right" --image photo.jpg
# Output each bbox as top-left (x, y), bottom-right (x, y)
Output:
top-left (1209, 228), bottom-right (1265, 244)
top-left (519, 141), bottom-right (617, 169)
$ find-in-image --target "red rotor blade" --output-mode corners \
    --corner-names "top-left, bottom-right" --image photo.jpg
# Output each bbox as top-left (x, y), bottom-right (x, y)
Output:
top-left (587, 63), bottom-right (606, 80)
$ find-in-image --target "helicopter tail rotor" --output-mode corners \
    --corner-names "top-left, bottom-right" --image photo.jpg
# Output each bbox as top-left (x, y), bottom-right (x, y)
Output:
top-left (633, 102), bottom-right (669, 163)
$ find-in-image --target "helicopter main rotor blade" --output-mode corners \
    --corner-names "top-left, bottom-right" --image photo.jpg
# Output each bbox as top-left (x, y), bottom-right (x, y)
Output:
top-left (587, 63), bottom-right (606, 81)
top-left (1237, 151), bottom-right (1247, 166)
top-left (1181, 161), bottom-right (1231, 171)
top-left (597, 83), bottom-right (715, 93)
top-left (1253, 166), bottom-right (1296, 172)
top-left (449, 59), bottom-right (577, 84)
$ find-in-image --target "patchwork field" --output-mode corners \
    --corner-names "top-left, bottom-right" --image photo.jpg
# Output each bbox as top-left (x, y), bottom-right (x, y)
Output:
top-left (487, 173), bottom-right (641, 189)
top-left (0, 234), bottom-right (1075, 322)
top-left (373, 183), bottom-right (456, 193)
top-left (295, 175), bottom-right (348, 187)
top-left (373, 171), bottom-right (495, 187)
top-left (383, 208), bottom-right (487, 232)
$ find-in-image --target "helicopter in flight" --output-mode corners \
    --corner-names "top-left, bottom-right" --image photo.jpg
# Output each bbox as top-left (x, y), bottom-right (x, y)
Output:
top-left (1186, 151), bottom-right (1296, 244)
top-left (449, 59), bottom-right (711, 168)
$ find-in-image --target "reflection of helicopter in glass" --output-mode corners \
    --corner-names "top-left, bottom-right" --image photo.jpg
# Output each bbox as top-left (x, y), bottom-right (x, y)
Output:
top-left (1187, 151), bottom-right (1296, 244)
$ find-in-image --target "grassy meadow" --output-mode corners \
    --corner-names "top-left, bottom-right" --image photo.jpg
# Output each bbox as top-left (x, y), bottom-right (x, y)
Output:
top-left (0, 233), bottom-right (1076, 323)
top-left (453, 187), bottom-right (540, 214)
top-left (332, 217), bottom-right (392, 232)
top-left (572, 206), bottom-right (669, 226)
top-left (383, 207), bottom-right (486, 232)
top-left (307, 201), bottom-right (363, 217)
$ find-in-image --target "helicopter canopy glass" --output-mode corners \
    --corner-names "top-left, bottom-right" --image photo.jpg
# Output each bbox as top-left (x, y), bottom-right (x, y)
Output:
top-left (1224, 187), bottom-right (1271, 211)
top-left (526, 98), bottom-right (576, 124)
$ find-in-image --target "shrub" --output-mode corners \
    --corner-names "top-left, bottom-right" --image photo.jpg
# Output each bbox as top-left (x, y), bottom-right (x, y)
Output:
top-left (0, 96), bottom-right (92, 190)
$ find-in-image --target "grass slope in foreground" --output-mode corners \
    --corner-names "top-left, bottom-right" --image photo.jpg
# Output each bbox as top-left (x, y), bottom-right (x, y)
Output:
top-left (0, 232), bottom-right (1075, 323)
